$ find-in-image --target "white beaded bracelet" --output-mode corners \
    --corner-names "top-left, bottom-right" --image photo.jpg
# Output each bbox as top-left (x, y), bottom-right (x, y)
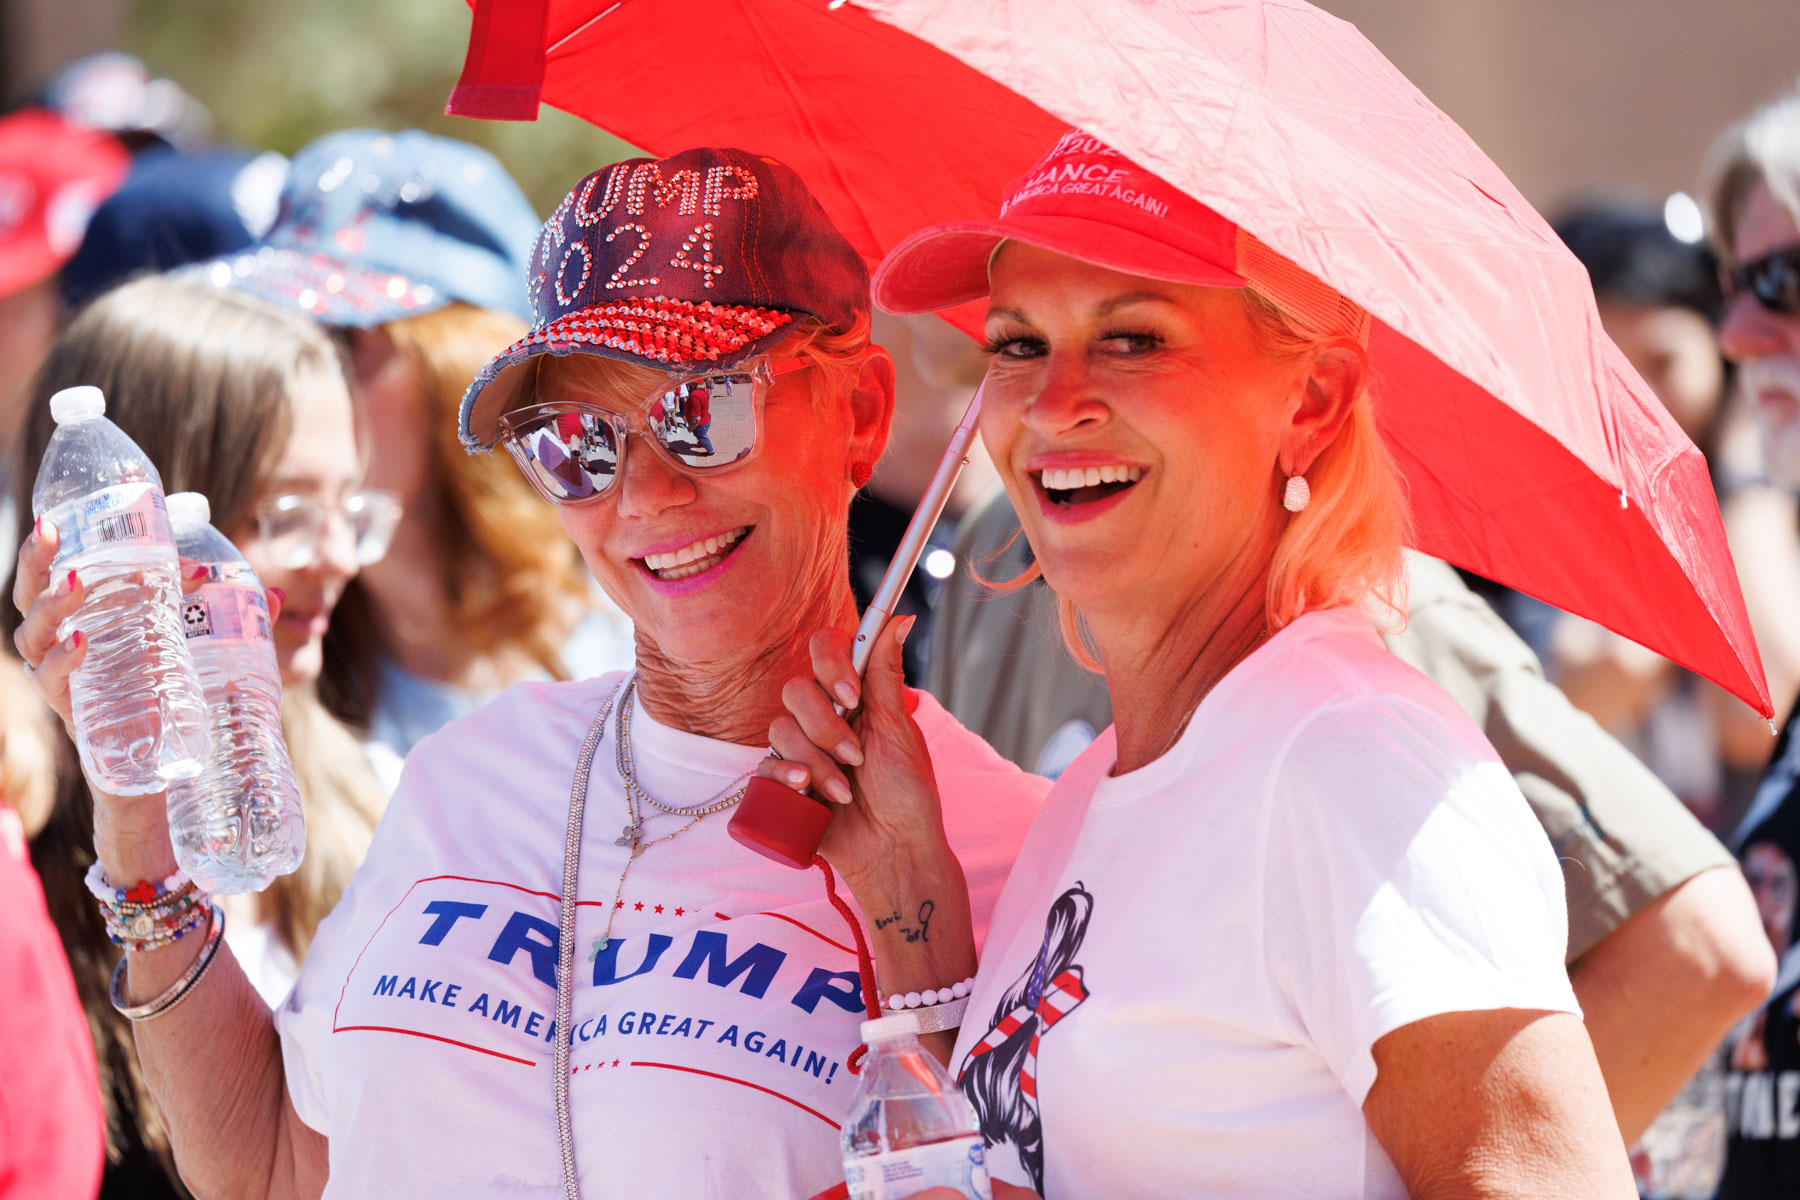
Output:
top-left (884, 976), bottom-right (974, 1012)
top-left (84, 860), bottom-right (190, 904)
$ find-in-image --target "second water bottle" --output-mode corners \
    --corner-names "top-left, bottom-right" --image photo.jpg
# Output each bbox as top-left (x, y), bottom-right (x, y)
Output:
top-left (166, 492), bottom-right (306, 894)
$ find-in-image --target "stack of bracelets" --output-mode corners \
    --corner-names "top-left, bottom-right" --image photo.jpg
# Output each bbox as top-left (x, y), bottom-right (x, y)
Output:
top-left (86, 862), bottom-right (228, 1021)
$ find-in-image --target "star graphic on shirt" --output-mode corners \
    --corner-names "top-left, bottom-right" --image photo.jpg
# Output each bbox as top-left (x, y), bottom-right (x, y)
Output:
top-left (614, 900), bottom-right (624, 910)
top-left (654, 904), bottom-right (664, 913)
top-left (634, 901), bottom-right (644, 911)
top-left (612, 1059), bottom-right (620, 1067)
top-left (674, 907), bottom-right (684, 916)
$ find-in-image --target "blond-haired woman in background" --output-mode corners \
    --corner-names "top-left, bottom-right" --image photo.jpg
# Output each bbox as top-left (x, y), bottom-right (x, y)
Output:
top-left (189, 130), bottom-right (633, 785)
top-left (5, 274), bottom-right (386, 1198)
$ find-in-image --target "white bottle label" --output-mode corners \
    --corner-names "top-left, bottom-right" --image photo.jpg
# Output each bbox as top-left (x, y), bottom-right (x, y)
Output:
top-left (844, 1137), bottom-right (992, 1200)
top-left (180, 566), bottom-right (272, 645)
top-left (44, 482), bottom-right (173, 563)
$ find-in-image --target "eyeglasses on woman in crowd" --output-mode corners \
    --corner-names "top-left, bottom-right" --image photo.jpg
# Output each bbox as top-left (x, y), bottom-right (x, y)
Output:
top-left (252, 489), bottom-right (403, 569)
top-left (497, 355), bottom-right (811, 505)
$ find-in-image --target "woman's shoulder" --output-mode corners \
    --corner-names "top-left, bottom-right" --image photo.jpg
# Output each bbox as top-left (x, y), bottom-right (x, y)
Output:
top-left (911, 688), bottom-right (1052, 810)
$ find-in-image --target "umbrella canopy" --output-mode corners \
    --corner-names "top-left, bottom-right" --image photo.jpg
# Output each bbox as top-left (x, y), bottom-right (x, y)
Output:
top-left (448, 0), bottom-right (1772, 718)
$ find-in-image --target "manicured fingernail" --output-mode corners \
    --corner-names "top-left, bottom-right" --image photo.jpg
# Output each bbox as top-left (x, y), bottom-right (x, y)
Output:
top-left (783, 765), bottom-right (809, 788)
top-left (825, 777), bottom-right (853, 805)
top-left (184, 563), bottom-right (209, 581)
top-left (834, 682), bottom-right (859, 708)
top-left (57, 569), bottom-right (77, 596)
top-left (897, 616), bottom-right (917, 645)
top-left (37, 517), bottom-right (55, 544)
top-left (64, 630), bottom-right (82, 652)
top-left (268, 586), bottom-right (285, 608)
top-left (836, 739), bottom-right (864, 767)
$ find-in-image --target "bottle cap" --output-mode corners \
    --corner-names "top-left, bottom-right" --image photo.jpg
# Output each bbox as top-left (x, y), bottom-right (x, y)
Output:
top-left (860, 1012), bottom-right (922, 1044)
top-left (165, 492), bottom-right (211, 532)
top-left (49, 386), bottom-right (105, 424)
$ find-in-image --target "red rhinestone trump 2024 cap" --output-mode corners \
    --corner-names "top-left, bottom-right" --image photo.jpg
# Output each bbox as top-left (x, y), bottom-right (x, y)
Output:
top-left (874, 130), bottom-right (1367, 343)
top-left (459, 147), bottom-right (870, 451)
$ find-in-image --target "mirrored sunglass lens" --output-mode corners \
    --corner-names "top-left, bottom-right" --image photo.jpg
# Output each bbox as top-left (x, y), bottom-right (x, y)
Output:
top-left (516, 412), bottom-right (619, 500)
top-left (647, 373), bottom-right (757, 469)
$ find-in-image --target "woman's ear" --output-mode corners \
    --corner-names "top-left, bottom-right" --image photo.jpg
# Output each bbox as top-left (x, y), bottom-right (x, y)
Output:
top-left (1280, 338), bottom-right (1366, 478)
top-left (847, 345), bottom-right (898, 473)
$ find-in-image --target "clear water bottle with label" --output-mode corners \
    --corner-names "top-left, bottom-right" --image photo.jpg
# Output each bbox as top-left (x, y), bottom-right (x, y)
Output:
top-left (31, 386), bottom-right (209, 795)
top-left (164, 492), bottom-right (305, 894)
top-left (842, 1013), bottom-right (993, 1200)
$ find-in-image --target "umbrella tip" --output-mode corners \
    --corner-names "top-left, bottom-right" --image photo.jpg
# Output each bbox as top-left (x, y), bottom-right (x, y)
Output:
top-left (1772, 718), bottom-right (1781, 736)
top-left (1619, 490), bottom-right (1629, 510)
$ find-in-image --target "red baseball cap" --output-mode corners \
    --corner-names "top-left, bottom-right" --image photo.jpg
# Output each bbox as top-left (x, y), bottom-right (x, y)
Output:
top-left (460, 147), bottom-right (869, 451)
top-left (0, 109), bottom-right (128, 299)
top-left (875, 130), bottom-right (1364, 342)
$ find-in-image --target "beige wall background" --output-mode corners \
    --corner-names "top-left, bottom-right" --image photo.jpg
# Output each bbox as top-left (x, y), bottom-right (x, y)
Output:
top-left (2, 0), bottom-right (1797, 214)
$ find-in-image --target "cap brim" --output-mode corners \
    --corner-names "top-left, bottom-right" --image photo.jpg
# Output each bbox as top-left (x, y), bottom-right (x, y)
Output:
top-left (874, 214), bottom-right (1247, 315)
top-left (179, 246), bottom-right (446, 329)
top-left (457, 298), bottom-right (799, 451)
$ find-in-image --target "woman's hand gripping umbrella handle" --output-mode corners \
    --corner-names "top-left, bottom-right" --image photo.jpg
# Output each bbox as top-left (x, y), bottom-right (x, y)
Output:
top-left (728, 381), bottom-right (985, 869)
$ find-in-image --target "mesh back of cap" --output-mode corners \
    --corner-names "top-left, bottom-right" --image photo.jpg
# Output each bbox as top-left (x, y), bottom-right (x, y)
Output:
top-left (1236, 230), bottom-right (1371, 344)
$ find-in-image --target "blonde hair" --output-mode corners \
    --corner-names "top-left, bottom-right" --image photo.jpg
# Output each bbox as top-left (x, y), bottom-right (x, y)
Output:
top-left (981, 284), bottom-right (1409, 670)
top-left (1705, 81), bottom-right (1800, 267)
top-left (4, 275), bottom-right (386, 1173)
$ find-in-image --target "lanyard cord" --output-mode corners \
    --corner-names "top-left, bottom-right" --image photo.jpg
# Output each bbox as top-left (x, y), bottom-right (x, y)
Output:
top-left (552, 682), bottom-right (882, 1200)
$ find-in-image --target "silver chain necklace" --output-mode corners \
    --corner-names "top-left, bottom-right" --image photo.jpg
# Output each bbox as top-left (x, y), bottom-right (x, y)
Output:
top-left (552, 676), bottom-right (752, 1199)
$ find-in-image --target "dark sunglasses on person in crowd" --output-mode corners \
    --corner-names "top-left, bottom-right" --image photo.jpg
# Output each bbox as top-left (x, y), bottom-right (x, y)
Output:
top-left (1726, 245), bottom-right (1800, 316)
top-left (497, 356), bottom-right (812, 505)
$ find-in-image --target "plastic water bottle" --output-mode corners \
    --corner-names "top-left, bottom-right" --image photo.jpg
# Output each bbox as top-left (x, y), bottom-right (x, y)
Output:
top-left (31, 386), bottom-right (209, 795)
top-left (164, 492), bottom-right (305, 894)
top-left (842, 1013), bottom-right (993, 1200)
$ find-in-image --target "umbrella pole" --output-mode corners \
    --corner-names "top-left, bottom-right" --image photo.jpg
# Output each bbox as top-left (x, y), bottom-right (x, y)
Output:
top-left (728, 381), bottom-right (987, 868)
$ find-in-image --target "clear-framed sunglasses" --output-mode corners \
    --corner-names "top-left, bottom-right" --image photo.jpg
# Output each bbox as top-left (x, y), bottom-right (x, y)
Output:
top-left (253, 489), bottom-right (403, 570)
top-left (497, 355), bottom-right (811, 505)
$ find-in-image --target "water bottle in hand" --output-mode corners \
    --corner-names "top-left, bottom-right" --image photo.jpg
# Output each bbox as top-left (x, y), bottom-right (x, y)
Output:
top-left (31, 386), bottom-right (209, 795)
top-left (842, 1013), bottom-right (993, 1200)
top-left (164, 492), bottom-right (305, 894)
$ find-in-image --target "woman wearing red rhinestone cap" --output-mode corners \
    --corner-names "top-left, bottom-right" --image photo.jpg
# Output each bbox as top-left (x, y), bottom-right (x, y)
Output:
top-left (11, 148), bottom-right (1044, 1198)
top-left (765, 131), bottom-right (1636, 1197)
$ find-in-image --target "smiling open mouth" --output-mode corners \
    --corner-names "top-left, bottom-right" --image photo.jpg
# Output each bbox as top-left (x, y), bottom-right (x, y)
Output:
top-left (1036, 465), bottom-right (1144, 507)
top-left (637, 526), bottom-right (751, 581)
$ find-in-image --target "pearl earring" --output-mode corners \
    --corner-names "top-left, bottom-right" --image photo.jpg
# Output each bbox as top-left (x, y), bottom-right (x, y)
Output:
top-left (1282, 474), bottom-right (1311, 513)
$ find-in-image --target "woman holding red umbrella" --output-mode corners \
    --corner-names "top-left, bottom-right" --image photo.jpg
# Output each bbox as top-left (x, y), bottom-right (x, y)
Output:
top-left (766, 133), bottom-right (1635, 1197)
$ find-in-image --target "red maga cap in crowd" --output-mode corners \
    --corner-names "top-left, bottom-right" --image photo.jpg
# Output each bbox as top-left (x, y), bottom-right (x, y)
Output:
top-left (875, 130), bottom-right (1365, 342)
top-left (459, 147), bottom-right (870, 451)
top-left (0, 109), bottom-right (128, 299)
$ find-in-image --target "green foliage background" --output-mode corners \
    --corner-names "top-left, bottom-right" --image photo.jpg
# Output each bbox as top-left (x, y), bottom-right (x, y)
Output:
top-left (125, 0), bottom-right (638, 214)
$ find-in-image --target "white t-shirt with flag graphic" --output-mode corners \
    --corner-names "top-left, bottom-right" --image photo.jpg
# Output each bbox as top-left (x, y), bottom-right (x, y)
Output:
top-left (278, 672), bottom-right (1044, 1199)
top-left (947, 606), bottom-right (1580, 1198)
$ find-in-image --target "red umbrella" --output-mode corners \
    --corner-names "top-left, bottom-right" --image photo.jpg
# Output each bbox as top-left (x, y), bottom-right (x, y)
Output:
top-left (448, 0), bottom-right (1772, 718)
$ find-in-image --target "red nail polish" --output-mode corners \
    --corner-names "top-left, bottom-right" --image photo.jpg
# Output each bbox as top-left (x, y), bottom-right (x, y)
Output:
top-left (61, 569), bottom-right (78, 595)
top-left (268, 586), bottom-right (285, 607)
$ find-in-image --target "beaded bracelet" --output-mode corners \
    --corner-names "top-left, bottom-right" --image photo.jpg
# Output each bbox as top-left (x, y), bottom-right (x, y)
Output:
top-left (883, 976), bottom-right (974, 1012)
top-left (84, 860), bottom-right (189, 904)
top-left (106, 899), bottom-right (210, 952)
top-left (110, 901), bottom-right (227, 1022)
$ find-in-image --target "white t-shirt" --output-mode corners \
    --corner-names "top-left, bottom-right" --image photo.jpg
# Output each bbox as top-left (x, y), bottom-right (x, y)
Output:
top-left (280, 671), bottom-right (1043, 1198)
top-left (947, 607), bottom-right (1579, 1199)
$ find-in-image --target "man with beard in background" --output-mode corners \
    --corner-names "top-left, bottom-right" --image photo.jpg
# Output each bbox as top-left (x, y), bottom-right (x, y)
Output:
top-left (1708, 82), bottom-right (1800, 1199)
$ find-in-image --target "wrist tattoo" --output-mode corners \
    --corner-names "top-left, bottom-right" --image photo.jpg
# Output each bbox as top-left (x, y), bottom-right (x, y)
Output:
top-left (874, 899), bottom-right (935, 944)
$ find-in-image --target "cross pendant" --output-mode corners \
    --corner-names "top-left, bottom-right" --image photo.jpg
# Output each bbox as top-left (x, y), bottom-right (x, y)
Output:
top-left (588, 937), bottom-right (609, 962)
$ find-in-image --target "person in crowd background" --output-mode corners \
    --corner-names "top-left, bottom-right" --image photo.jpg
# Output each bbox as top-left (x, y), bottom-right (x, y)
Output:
top-left (777, 132), bottom-right (1638, 1197)
top-left (1706, 81), bottom-right (1800, 1198)
top-left (188, 129), bottom-right (632, 781)
top-left (5, 274), bottom-right (388, 1198)
top-left (0, 654), bottom-right (102, 1199)
top-left (0, 108), bottom-right (128, 572)
top-left (847, 311), bottom-right (998, 683)
top-left (9, 147), bottom-right (1044, 1200)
